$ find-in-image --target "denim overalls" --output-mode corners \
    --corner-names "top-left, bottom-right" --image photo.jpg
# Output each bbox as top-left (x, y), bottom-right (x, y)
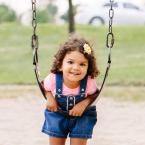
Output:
top-left (55, 73), bottom-right (88, 112)
top-left (42, 73), bottom-right (97, 138)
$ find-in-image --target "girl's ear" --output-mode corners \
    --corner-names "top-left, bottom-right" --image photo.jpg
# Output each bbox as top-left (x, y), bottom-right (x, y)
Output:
top-left (59, 64), bottom-right (63, 72)
top-left (59, 67), bottom-right (62, 71)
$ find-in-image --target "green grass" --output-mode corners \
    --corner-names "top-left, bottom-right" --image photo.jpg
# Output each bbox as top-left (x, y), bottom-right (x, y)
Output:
top-left (0, 23), bottom-right (145, 86)
top-left (102, 86), bottom-right (145, 102)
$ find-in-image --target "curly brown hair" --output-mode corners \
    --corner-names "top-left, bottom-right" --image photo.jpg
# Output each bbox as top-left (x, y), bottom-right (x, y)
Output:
top-left (50, 35), bottom-right (100, 78)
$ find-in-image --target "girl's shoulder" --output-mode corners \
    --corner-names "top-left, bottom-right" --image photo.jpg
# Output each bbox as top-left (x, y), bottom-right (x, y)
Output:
top-left (86, 76), bottom-right (97, 95)
top-left (45, 73), bottom-right (56, 80)
top-left (44, 73), bottom-right (56, 91)
top-left (87, 76), bottom-right (96, 83)
top-left (87, 76), bottom-right (97, 87)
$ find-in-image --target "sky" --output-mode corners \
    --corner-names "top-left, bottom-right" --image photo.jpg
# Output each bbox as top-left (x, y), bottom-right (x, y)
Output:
top-left (0, 0), bottom-right (99, 16)
top-left (0, 0), bottom-right (145, 16)
top-left (0, 0), bottom-right (95, 14)
top-left (0, 0), bottom-right (31, 15)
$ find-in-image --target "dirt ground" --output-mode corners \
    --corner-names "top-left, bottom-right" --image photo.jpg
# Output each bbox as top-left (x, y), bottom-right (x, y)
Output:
top-left (0, 85), bottom-right (145, 145)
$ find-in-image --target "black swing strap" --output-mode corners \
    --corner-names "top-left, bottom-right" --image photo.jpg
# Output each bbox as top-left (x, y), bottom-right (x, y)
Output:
top-left (31, 0), bottom-right (114, 102)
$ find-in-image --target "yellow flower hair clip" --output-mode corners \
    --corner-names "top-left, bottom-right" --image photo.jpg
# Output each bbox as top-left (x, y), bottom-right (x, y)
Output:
top-left (83, 43), bottom-right (92, 54)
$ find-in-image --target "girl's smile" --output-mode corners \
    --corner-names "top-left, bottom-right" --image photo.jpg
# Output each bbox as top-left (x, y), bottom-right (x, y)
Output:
top-left (61, 50), bottom-right (88, 88)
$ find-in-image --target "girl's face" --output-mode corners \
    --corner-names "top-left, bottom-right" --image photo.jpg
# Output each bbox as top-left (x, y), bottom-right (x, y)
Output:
top-left (60, 50), bottom-right (88, 88)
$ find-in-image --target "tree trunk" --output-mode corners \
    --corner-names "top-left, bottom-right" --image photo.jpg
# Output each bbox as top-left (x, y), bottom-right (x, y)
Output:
top-left (68, 0), bottom-right (75, 33)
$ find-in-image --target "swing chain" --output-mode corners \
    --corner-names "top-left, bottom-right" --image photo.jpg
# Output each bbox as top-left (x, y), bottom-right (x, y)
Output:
top-left (106, 0), bottom-right (114, 49)
top-left (31, 0), bottom-right (47, 99)
top-left (31, 0), bottom-right (38, 65)
top-left (97, 0), bottom-right (115, 98)
top-left (32, 0), bottom-right (37, 35)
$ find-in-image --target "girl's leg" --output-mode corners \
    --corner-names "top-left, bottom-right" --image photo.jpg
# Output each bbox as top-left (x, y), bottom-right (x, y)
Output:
top-left (70, 138), bottom-right (87, 145)
top-left (49, 137), bottom-right (66, 145)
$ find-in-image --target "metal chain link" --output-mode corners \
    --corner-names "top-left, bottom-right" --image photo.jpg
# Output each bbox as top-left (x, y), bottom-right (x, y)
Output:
top-left (106, 0), bottom-right (114, 64)
top-left (32, 0), bottom-right (37, 34)
top-left (31, 0), bottom-right (40, 76)
top-left (95, 0), bottom-right (115, 100)
top-left (106, 0), bottom-right (114, 49)
top-left (31, 0), bottom-right (38, 65)
top-left (31, 0), bottom-right (47, 99)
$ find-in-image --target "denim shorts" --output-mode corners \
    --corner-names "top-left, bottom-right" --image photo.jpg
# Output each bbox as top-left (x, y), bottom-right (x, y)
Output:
top-left (42, 106), bottom-right (97, 139)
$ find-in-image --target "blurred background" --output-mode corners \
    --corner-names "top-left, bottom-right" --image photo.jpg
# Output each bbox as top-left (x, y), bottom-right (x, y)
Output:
top-left (0, 0), bottom-right (145, 145)
top-left (0, 0), bottom-right (145, 92)
top-left (0, 0), bottom-right (145, 25)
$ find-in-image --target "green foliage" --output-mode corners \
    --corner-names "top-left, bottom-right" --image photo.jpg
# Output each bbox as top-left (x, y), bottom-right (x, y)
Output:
top-left (61, 4), bottom-right (78, 22)
top-left (47, 3), bottom-right (57, 16)
top-left (0, 23), bottom-right (145, 86)
top-left (37, 3), bottom-right (58, 23)
top-left (0, 4), bottom-right (17, 23)
top-left (37, 9), bottom-right (50, 23)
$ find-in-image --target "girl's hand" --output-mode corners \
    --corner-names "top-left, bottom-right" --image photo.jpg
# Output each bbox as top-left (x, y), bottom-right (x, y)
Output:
top-left (69, 96), bottom-right (94, 116)
top-left (45, 91), bottom-right (58, 112)
top-left (69, 101), bottom-right (88, 117)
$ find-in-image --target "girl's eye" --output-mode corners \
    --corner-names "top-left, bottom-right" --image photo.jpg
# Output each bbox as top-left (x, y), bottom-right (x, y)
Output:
top-left (80, 63), bottom-right (86, 67)
top-left (67, 61), bottom-right (73, 64)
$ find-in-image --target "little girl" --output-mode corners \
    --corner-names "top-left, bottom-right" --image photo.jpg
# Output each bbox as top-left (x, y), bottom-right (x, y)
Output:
top-left (42, 35), bottom-right (100, 145)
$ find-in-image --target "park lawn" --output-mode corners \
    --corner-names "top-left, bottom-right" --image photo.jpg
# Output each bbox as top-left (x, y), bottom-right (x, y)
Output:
top-left (0, 23), bottom-right (145, 86)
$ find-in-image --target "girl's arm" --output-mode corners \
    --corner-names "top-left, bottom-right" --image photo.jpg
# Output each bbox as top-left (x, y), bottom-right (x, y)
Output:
top-left (69, 89), bottom-right (99, 116)
top-left (45, 91), bottom-right (58, 112)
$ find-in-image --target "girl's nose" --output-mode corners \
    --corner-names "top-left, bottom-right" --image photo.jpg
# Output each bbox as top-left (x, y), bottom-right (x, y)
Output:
top-left (73, 64), bottom-right (79, 70)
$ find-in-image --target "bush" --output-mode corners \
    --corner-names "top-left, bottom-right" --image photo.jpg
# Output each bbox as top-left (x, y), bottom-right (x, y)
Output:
top-left (0, 4), bottom-right (17, 23)
top-left (37, 3), bottom-right (58, 23)
top-left (37, 9), bottom-right (50, 23)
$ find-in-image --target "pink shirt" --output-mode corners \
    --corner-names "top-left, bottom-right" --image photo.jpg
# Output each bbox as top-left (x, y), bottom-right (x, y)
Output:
top-left (44, 73), bottom-right (97, 97)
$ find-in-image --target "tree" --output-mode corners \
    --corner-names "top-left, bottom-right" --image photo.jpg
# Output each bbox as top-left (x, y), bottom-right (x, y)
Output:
top-left (68, 0), bottom-right (75, 33)
top-left (61, 4), bottom-right (78, 23)
top-left (0, 4), bottom-right (17, 23)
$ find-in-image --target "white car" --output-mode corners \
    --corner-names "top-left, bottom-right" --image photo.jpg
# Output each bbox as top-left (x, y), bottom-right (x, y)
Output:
top-left (75, 1), bottom-right (145, 26)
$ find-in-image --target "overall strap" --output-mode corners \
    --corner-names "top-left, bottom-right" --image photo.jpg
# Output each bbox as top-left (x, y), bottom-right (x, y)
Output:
top-left (55, 73), bottom-right (63, 95)
top-left (56, 73), bottom-right (88, 95)
top-left (79, 75), bottom-right (88, 94)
